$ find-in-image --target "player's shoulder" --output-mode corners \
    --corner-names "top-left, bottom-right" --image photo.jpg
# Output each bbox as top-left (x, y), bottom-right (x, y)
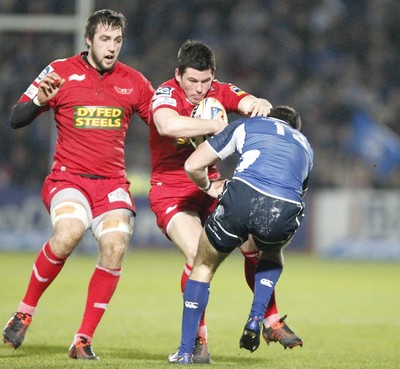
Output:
top-left (48, 54), bottom-right (76, 68)
top-left (114, 61), bottom-right (151, 83)
top-left (153, 78), bottom-right (182, 99)
top-left (158, 78), bottom-right (179, 91)
top-left (210, 79), bottom-right (248, 97)
top-left (35, 55), bottom-right (77, 79)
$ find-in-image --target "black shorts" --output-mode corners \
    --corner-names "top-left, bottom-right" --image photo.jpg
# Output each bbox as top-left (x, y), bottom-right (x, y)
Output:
top-left (204, 180), bottom-right (304, 253)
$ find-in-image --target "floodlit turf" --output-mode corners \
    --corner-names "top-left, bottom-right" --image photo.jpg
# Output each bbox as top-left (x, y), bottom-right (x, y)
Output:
top-left (0, 249), bottom-right (399, 368)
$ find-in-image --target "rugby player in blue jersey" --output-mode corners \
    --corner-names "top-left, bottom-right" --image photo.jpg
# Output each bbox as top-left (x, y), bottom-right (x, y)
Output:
top-left (170, 106), bottom-right (313, 364)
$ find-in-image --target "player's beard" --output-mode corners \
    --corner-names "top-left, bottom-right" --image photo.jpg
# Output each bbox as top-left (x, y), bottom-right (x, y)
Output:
top-left (90, 50), bottom-right (117, 73)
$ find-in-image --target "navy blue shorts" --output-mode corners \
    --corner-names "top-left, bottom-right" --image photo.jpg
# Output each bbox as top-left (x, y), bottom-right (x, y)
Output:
top-left (204, 180), bottom-right (304, 253)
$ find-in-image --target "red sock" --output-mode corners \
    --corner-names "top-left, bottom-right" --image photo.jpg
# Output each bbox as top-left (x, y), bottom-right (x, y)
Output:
top-left (180, 263), bottom-right (192, 293)
top-left (181, 263), bottom-right (206, 330)
top-left (265, 289), bottom-right (279, 318)
top-left (21, 242), bottom-right (66, 308)
top-left (77, 265), bottom-right (121, 339)
top-left (242, 251), bottom-right (259, 291)
top-left (242, 251), bottom-right (279, 319)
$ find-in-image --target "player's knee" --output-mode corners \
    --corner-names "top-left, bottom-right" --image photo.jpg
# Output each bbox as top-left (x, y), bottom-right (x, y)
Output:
top-left (260, 249), bottom-right (284, 267)
top-left (98, 234), bottom-right (129, 267)
top-left (94, 217), bottom-right (134, 241)
top-left (50, 227), bottom-right (84, 257)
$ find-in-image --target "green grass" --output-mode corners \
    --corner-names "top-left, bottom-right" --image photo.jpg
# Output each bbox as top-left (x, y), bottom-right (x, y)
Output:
top-left (0, 249), bottom-right (399, 368)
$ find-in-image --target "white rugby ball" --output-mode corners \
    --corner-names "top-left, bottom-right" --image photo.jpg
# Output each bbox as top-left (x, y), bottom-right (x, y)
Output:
top-left (190, 98), bottom-right (228, 148)
top-left (190, 97), bottom-right (228, 123)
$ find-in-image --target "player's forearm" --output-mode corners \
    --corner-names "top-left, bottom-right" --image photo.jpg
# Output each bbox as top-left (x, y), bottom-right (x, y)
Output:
top-left (187, 168), bottom-right (210, 191)
top-left (10, 100), bottom-right (43, 129)
top-left (159, 115), bottom-right (218, 138)
top-left (184, 159), bottom-right (209, 189)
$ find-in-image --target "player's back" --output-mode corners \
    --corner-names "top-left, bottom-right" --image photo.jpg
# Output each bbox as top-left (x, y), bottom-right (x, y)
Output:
top-left (209, 116), bottom-right (313, 203)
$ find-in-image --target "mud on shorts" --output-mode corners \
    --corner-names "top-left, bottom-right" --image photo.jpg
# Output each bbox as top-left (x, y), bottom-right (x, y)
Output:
top-left (205, 180), bottom-right (305, 253)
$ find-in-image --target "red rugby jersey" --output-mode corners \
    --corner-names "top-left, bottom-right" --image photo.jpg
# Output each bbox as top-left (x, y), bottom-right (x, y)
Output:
top-left (19, 52), bottom-right (154, 178)
top-left (149, 78), bottom-right (249, 185)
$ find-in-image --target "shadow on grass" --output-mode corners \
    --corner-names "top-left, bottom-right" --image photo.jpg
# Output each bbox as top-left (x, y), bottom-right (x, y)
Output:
top-left (0, 344), bottom-right (65, 358)
top-left (1, 343), bottom-right (267, 366)
top-left (102, 347), bottom-right (268, 365)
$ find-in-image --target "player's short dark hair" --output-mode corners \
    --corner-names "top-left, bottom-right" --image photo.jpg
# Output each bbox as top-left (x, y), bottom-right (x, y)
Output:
top-left (84, 9), bottom-right (127, 45)
top-left (268, 105), bottom-right (302, 131)
top-left (177, 40), bottom-right (216, 75)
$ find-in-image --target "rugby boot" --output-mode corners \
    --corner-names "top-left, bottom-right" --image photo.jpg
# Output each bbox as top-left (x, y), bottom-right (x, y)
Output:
top-left (2, 312), bottom-right (32, 349)
top-left (168, 350), bottom-right (193, 365)
top-left (262, 315), bottom-right (303, 349)
top-left (69, 336), bottom-right (99, 360)
top-left (239, 316), bottom-right (263, 352)
top-left (193, 335), bottom-right (212, 364)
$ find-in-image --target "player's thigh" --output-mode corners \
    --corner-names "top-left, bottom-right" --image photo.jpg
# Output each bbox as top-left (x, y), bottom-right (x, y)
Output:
top-left (167, 211), bottom-right (203, 262)
top-left (191, 229), bottom-right (230, 282)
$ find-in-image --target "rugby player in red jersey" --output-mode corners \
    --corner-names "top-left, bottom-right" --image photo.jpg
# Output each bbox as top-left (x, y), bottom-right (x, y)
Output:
top-left (149, 40), bottom-right (303, 364)
top-left (2, 9), bottom-right (155, 360)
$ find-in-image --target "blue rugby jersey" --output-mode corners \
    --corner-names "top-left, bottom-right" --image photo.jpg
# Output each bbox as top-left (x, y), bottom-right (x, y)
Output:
top-left (206, 116), bottom-right (313, 203)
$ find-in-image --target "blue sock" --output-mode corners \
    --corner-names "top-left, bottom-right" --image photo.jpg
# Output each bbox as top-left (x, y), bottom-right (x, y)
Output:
top-left (249, 260), bottom-right (282, 318)
top-left (179, 279), bottom-right (210, 355)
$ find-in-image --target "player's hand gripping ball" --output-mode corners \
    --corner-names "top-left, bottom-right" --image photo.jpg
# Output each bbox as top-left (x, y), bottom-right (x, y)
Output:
top-left (190, 97), bottom-right (228, 148)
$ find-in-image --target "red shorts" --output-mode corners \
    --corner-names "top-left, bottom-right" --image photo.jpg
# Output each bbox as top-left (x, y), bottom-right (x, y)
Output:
top-left (41, 170), bottom-right (135, 218)
top-left (149, 182), bottom-right (217, 234)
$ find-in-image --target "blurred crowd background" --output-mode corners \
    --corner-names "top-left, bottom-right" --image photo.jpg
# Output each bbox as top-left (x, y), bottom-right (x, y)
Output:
top-left (1, 0), bottom-right (400, 193)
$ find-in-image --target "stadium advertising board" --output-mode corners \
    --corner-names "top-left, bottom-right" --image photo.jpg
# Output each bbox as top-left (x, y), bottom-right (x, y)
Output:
top-left (312, 189), bottom-right (400, 260)
top-left (0, 185), bottom-right (310, 253)
top-left (0, 186), bottom-right (166, 252)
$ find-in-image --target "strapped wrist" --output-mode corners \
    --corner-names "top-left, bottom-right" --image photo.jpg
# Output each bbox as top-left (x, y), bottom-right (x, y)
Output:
top-left (33, 96), bottom-right (45, 107)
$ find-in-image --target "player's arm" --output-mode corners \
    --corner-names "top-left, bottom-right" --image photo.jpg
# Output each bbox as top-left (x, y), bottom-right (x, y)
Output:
top-left (237, 95), bottom-right (272, 117)
top-left (10, 72), bottom-right (65, 129)
top-left (184, 141), bottom-right (223, 198)
top-left (10, 100), bottom-right (45, 129)
top-left (153, 107), bottom-right (227, 138)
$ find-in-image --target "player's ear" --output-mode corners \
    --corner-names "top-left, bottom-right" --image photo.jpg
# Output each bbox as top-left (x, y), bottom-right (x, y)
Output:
top-left (175, 68), bottom-right (182, 82)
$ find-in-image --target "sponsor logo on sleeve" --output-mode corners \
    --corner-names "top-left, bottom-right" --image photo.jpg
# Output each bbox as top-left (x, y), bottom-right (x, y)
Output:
top-left (74, 106), bottom-right (124, 129)
top-left (155, 86), bottom-right (174, 96)
top-left (229, 84), bottom-right (246, 96)
top-left (24, 84), bottom-right (39, 99)
top-left (35, 65), bottom-right (54, 83)
top-left (152, 96), bottom-right (177, 110)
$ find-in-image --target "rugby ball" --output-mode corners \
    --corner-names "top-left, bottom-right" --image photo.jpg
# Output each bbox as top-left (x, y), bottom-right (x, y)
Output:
top-left (190, 97), bottom-right (228, 123)
top-left (190, 98), bottom-right (228, 148)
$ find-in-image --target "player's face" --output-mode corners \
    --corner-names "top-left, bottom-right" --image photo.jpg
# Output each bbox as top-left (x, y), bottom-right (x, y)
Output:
top-left (86, 23), bottom-right (123, 72)
top-left (175, 68), bottom-right (214, 104)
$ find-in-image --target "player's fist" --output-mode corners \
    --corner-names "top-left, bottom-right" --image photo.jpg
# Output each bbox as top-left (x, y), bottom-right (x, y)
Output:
top-left (36, 72), bottom-right (65, 105)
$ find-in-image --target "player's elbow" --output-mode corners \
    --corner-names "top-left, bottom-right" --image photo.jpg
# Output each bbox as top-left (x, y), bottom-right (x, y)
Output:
top-left (156, 123), bottom-right (173, 137)
top-left (184, 159), bottom-right (201, 179)
top-left (10, 116), bottom-right (31, 129)
top-left (184, 160), bottom-right (194, 176)
top-left (10, 115), bottom-right (26, 129)
top-left (154, 110), bottom-right (179, 137)
top-left (10, 102), bottom-right (35, 129)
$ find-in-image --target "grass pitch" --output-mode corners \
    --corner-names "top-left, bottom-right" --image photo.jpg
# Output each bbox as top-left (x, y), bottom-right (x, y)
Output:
top-left (0, 249), bottom-right (399, 368)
